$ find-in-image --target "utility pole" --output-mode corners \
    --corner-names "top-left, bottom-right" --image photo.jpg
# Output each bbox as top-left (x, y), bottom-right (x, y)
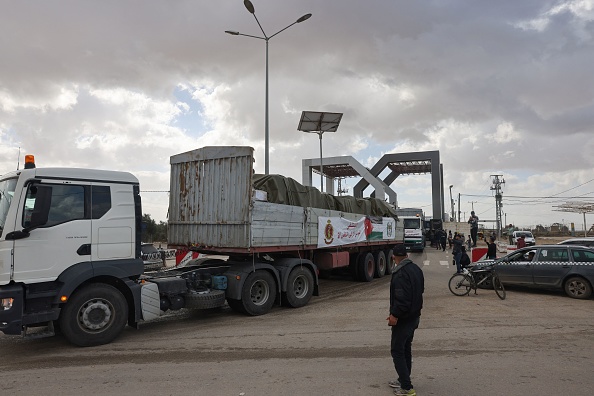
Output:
top-left (458, 193), bottom-right (461, 225)
top-left (468, 201), bottom-right (478, 212)
top-left (490, 175), bottom-right (505, 238)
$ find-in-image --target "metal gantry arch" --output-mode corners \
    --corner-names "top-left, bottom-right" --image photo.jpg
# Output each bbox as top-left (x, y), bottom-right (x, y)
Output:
top-left (302, 150), bottom-right (444, 221)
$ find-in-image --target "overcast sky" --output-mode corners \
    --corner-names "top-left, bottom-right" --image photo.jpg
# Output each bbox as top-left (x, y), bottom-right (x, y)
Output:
top-left (1, 0), bottom-right (593, 231)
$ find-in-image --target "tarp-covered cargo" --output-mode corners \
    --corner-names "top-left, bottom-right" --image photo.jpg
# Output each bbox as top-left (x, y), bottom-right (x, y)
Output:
top-left (253, 174), bottom-right (396, 218)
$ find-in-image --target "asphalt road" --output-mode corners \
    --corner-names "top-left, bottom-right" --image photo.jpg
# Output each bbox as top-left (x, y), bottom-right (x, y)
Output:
top-left (1, 248), bottom-right (593, 396)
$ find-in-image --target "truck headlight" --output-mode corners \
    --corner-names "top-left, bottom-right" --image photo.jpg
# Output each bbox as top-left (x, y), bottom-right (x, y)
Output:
top-left (1, 298), bottom-right (14, 310)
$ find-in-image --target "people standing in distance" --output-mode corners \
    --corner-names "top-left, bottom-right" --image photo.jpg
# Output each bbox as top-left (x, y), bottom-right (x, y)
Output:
top-left (468, 211), bottom-right (479, 247)
top-left (439, 229), bottom-right (447, 251)
top-left (516, 234), bottom-right (526, 249)
top-left (459, 245), bottom-right (471, 268)
top-left (387, 243), bottom-right (424, 396)
top-left (485, 236), bottom-right (497, 260)
top-left (452, 233), bottom-right (463, 273)
top-left (507, 224), bottom-right (515, 245)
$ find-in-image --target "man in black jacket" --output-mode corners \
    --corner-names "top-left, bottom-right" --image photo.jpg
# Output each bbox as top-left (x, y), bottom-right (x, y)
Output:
top-left (387, 243), bottom-right (424, 396)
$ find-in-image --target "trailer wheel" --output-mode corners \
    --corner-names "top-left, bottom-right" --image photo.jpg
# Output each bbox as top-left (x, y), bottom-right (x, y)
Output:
top-left (185, 290), bottom-right (226, 309)
top-left (373, 250), bottom-right (386, 278)
top-left (59, 284), bottom-right (128, 347)
top-left (240, 270), bottom-right (277, 316)
top-left (350, 253), bottom-right (362, 281)
top-left (283, 267), bottom-right (314, 308)
top-left (385, 248), bottom-right (395, 275)
top-left (357, 252), bottom-right (375, 282)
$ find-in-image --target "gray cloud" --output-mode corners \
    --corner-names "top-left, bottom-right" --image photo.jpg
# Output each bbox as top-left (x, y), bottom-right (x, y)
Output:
top-left (1, 0), bottom-right (593, 228)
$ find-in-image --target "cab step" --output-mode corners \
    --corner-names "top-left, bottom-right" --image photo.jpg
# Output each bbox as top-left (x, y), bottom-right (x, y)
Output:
top-left (23, 321), bottom-right (56, 340)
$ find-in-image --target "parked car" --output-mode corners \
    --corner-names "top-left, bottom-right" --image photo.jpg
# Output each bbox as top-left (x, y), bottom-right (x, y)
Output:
top-left (558, 237), bottom-right (594, 248)
top-left (141, 243), bottom-right (165, 271)
top-left (473, 245), bottom-right (594, 299)
top-left (512, 231), bottom-right (536, 246)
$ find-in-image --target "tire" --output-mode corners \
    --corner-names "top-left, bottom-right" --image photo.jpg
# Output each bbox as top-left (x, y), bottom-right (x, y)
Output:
top-left (373, 250), bottom-right (386, 278)
top-left (59, 284), bottom-right (128, 347)
top-left (282, 267), bottom-right (314, 308)
top-left (357, 252), bottom-right (375, 282)
top-left (493, 275), bottom-right (506, 300)
top-left (564, 276), bottom-right (593, 299)
top-left (185, 290), bottom-right (226, 309)
top-left (240, 270), bottom-right (277, 316)
top-left (384, 248), bottom-right (395, 275)
top-left (448, 274), bottom-right (472, 296)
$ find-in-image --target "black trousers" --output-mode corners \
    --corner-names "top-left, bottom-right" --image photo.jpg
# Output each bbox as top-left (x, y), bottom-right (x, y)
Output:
top-left (390, 316), bottom-right (420, 390)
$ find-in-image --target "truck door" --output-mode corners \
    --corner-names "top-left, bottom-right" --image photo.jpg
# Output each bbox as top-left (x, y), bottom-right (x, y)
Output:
top-left (12, 181), bottom-right (92, 283)
top-left (0, 177), bottom-right (18, 284)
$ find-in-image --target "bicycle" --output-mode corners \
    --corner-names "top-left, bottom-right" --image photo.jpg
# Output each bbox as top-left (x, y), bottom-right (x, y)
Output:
top-left (448, 264), bottom-right (506, 300)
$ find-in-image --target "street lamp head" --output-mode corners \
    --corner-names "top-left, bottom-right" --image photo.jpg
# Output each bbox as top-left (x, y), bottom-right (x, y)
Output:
top-left (296, 13), bottom-right (312, 23)
top-left (449, 185), bottom-right (453, 189)
top-left (244, 0), bottom-right (255, 14)
top-left (225, 30), bottom-right (240, 35)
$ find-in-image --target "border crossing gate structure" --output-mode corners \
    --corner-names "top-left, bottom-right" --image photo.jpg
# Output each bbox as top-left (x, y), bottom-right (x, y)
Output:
top-left (302, 151), bottom-right (444, 221)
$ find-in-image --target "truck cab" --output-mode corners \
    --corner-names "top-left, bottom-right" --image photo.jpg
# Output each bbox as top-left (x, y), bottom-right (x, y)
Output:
top-left (396, 209), bottom-right (425, 252)
top-left (0, 156), bottom-right (144, 345)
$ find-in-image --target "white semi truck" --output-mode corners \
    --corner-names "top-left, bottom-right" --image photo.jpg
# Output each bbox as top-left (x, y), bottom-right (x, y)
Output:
top-left (0, 146), bottom-right (402, 346)
top-left (396, 208), bottom-right (425, 252)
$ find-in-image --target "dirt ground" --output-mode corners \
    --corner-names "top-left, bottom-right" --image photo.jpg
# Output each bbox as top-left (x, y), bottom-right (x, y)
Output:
top-left (1, 247), bottom-right (593, 396)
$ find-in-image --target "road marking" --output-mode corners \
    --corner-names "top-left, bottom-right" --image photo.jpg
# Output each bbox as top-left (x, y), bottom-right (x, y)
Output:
top-left (423, 260), bottom-right (452, 267)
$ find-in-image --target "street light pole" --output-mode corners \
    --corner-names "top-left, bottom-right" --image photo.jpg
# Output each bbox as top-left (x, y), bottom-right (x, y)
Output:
top-left (449, 185), bottom-right (455, 222)
top-left (226, 0), bottom-right (312, 175)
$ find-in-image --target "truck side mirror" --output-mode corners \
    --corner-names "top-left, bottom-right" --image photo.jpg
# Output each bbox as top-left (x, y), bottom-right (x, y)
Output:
top-left (5, 230), bottom-right (30, 240)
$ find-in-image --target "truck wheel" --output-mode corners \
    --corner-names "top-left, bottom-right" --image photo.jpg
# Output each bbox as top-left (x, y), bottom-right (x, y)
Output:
top-left (357, 252), bottom-right (375, 282)
top-left (385, 248), bottom-right (395, 275)
top-left (283, 267), bottom-right (314, 308)
top-left (373, 250), bottom-right (386, 278)
top-left (350, 253), bottom-right (362, 281)
top-left (240, 270), bottom-right (277, 316)
top-left (59, 284), bottom-right (128, 347)
top-left (185, 290), bottom-right (226, 309)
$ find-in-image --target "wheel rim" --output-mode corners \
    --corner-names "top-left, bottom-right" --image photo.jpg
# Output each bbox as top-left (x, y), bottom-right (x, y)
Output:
top-left (78, 298), bottom-right (114, 333)
top-left (250, 280), bottom-right (270, 306)
top-left (292, 274), bottom-right (309, 299)
top-left (449, 274), bottom-right (471, 296)
top-left (366, 258), bottom-right (374, 277)
top-left (567, 280), bottom-right (586, 297)
top-left (377, 257), bottom-right (386, 274)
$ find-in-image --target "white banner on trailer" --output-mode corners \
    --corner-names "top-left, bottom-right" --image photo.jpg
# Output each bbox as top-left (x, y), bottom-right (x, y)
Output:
top-left (317, 216), bottom-right (396, 248)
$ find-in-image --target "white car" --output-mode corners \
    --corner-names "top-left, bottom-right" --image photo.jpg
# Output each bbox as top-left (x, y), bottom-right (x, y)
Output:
top-left (558, 237), bottom-right (594, 248)
top-left (512, 231), bottom-right (536, 246)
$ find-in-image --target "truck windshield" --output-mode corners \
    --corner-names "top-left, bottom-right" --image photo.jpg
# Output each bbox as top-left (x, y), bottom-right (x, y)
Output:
top-left (403, 219), bottom-right (421, 229)
top-left (0, 178), bottom-right (18, 237)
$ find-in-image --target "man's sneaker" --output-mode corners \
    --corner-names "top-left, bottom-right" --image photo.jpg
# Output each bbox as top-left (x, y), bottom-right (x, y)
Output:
top-left (388, 380), bottom-right (401, 388)
top-left (394, 388), bottom-right (416, 396)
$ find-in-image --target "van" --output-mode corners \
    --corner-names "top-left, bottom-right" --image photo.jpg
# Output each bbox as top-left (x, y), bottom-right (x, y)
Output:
top-left (512, 231), bottom-right (536, 246)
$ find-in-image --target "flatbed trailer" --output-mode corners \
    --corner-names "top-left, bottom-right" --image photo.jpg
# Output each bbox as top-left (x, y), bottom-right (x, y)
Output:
top-left (0, 147), bottom-right (402, 347)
